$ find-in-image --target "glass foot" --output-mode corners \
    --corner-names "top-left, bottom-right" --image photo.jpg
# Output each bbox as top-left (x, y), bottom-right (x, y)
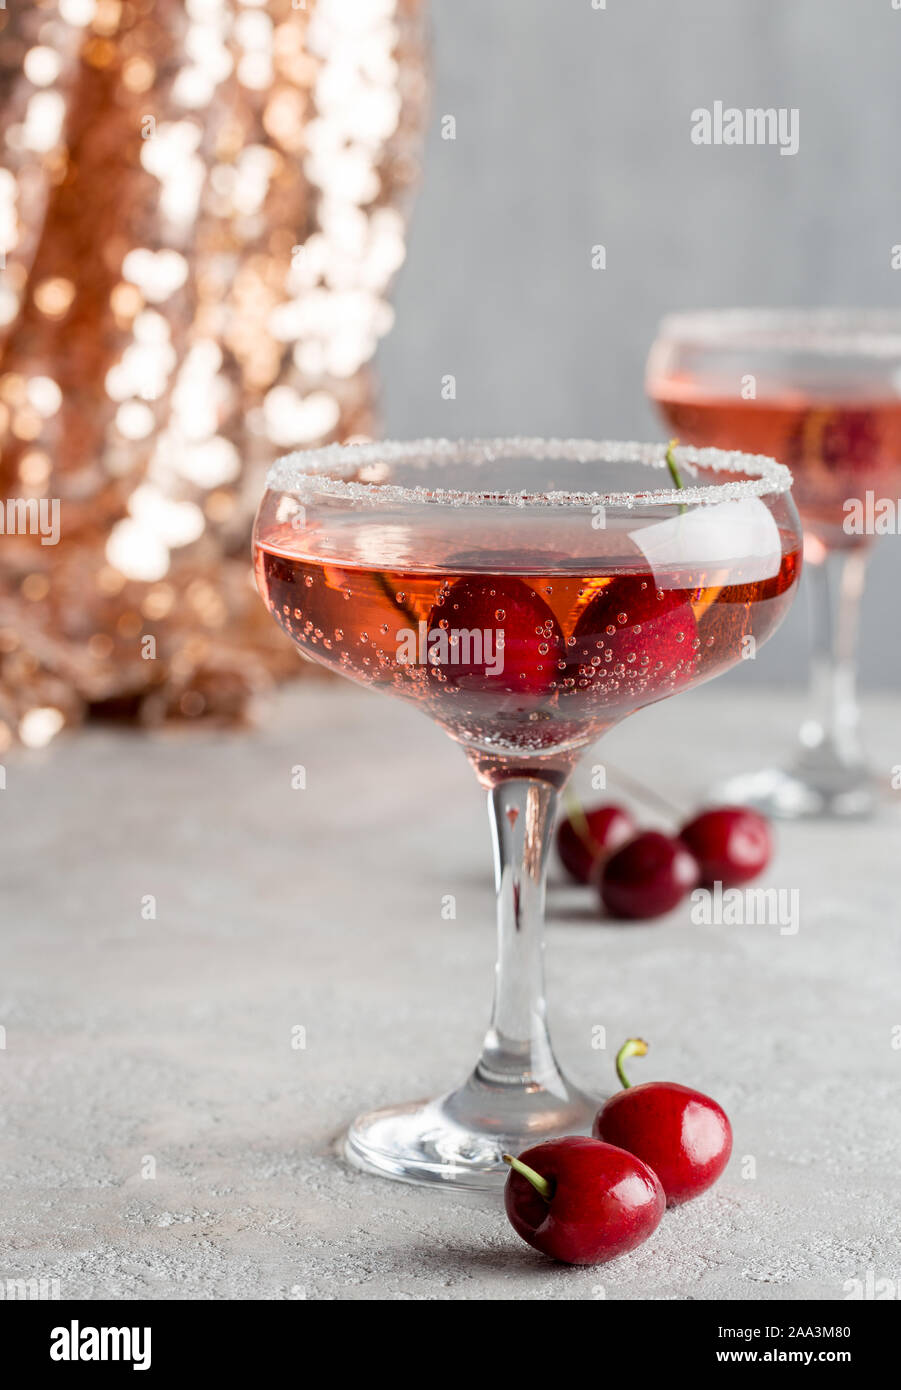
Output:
top-left (344, 1071), bottom-right (599, 1190)
top-left (715, 764), bottom-right (877, 821)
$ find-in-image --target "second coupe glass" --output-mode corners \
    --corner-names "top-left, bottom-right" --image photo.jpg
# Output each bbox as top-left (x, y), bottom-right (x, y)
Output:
top-left (648, 310), bottom-right (901, 818)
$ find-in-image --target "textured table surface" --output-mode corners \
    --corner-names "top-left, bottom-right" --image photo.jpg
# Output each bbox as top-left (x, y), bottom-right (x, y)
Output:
top-left (2, 682), bottom-right (900, 1301)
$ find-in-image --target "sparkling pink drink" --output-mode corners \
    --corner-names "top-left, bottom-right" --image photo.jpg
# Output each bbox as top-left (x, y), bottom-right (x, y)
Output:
top-left (255, 511), bottom-right (801, 771)
top-left (650, 381), bottom-right (901, 552)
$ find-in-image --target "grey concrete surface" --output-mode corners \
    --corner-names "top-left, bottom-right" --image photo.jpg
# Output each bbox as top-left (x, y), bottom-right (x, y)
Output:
top-left (1, 683), bottom-right (900, 1299)
top-left (378, 0), bottom-right (901, 690)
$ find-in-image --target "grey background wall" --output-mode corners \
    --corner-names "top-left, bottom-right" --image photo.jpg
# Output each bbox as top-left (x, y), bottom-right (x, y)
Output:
top-left (377, 0), bottom-right (901, 690)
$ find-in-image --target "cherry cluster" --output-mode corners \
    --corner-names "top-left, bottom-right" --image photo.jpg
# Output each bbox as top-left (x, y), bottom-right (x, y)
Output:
top-left (504, 1040), bottom-right (732, 1265)
top-left (557, 800), bottom-right (773, 918)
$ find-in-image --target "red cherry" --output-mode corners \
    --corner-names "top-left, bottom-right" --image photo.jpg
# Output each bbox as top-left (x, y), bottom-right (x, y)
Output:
top-left (503, 1136), bottom-right (665, 1266)
top-left (569, 572), bottom-right (697, 714)
top-left (557, 803), bottom-right (636, 884)
top-left (787, 406), bottom-right (883, 474)
top-left (600, 830), bottom-right (699, 920)
top-left (593, 1039), bottom-right (733, 1206)
top-left (785, 410), bottom-right (887, 546)
top-left (426, 576), bottom-right (562, 706)
top-left (680, 806), bottom-right (771, 887)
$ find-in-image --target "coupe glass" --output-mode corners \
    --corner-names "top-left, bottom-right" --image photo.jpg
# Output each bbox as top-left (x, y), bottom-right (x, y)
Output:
top-left (648, 310), bottom-right (901, 819)
top-left (253, 438), bottom-right (801, 1188)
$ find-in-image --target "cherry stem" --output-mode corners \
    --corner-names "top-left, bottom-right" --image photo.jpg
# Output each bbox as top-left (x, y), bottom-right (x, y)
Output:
top-left (666, 438), bottom-right (687, 516)
top-left (372, 572), bottom-right (419, 628)
top-left (563, 789), bottom-right (601, 855)
top-left (615, 1037), bottom-right (648, 1090)
top-left (503, 1153), bottom-right (553, 1202)
top-left (666, 438), bottom-right (684, 490)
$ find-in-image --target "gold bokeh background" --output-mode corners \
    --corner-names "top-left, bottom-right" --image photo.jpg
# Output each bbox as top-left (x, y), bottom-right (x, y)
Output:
top-left (0, 0), bottom-right (426, 748)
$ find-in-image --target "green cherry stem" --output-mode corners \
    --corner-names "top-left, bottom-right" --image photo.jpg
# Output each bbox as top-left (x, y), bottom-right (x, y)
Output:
top-left (562, 789), bottom-right (601, 855)
top-left (615, 1037), bottom-right (649, 1090)
top-left (666, 438), bottom-right (687, 516)
top-left (503, 1154), bottom-right (553, 1202)
top-left (665, 437), bottom-right (684, 490)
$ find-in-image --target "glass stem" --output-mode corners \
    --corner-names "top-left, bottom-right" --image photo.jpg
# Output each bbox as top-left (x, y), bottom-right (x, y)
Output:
top-left (474, 778), bottom-right (564, 1094)
top-left (798, 549), bottom-right (867, 770)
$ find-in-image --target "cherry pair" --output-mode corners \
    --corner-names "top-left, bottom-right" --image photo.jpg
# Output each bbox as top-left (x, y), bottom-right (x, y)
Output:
top-left (558, 800), bottom-right (772, 920)
top-left (504, 1039), bottom-right (732, 1266)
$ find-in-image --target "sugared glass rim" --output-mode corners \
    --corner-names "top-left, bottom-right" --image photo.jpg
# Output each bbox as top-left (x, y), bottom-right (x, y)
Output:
top-left (655, 308), bottom-right (901, 357)
top-left (265, 437), bottom-right (793, 509)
